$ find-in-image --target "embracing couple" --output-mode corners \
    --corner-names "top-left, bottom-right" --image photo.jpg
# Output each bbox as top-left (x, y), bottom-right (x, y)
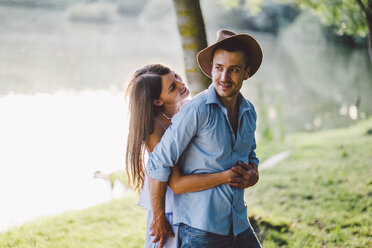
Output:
top-left (126, 29), bottom-right (263, 248)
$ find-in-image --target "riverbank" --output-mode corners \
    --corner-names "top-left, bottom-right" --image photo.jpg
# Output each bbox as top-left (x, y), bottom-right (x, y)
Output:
top-left (0, 193), bottom-right (147, 247)
top-left (1, 119), bottom-right (371, 247)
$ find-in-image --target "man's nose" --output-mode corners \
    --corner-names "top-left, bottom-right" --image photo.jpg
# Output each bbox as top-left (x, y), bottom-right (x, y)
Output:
top-left (221, 70), bottom-right (230, 82)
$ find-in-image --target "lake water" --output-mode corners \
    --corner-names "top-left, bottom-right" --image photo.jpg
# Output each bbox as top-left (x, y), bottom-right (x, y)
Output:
top-left (1, 5), bottom-right (371, 231)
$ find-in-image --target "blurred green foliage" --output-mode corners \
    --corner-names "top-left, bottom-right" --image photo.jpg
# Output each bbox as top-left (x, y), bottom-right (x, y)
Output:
top-left (280, 0), bottom-right (371, 51)
top-left (282, 0), bottom-right (369, 37)
top-left (204, 0), bottom-right (300, 34)
top-left (218, 0), bottom-right (369, 46)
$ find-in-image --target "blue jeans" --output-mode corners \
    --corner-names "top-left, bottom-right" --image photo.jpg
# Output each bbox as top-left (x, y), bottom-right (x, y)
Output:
top-left (178, 223), bottom-right (262, 248)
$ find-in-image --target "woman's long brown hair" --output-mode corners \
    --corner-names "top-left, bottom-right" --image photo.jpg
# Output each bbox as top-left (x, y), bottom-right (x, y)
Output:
top-left (125, 64), bottom-right (171, 193)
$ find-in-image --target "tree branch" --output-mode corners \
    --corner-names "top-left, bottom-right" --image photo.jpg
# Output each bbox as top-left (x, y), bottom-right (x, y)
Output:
top-left (355, 0), bottom-right (367, 13)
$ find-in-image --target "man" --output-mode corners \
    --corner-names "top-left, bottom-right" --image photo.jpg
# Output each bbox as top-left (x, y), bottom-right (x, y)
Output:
top-left (147, 29), bottom-right (263, 247)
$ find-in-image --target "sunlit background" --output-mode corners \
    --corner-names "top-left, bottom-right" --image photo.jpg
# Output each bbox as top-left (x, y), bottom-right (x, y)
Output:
top-left (1, 0), bottom-right (371, 232)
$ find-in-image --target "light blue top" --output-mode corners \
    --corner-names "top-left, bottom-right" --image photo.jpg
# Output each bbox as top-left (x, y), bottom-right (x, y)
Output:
top-left (146, 84), bottom-right (259, 236)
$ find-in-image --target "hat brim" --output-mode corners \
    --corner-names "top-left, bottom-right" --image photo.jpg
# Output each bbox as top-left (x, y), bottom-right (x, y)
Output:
top-left (197, 34), bottom-right (263, 78)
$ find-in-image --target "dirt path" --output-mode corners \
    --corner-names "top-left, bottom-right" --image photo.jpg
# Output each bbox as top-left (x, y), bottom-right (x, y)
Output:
top-left (260, 151), bottom-right (291, 170)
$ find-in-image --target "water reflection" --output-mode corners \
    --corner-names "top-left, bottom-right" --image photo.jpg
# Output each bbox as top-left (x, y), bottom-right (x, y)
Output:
top-left (0, 90), bottom-right (128, 231)
top-left (0, 5), bottom-right (183, 95)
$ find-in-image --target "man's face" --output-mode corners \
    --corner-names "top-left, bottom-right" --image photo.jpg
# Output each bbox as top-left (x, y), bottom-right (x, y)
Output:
top-left (211, 49), bottom-right (250, 100)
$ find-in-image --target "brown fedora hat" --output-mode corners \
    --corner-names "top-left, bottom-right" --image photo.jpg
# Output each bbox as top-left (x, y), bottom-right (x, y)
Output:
top-left (197, 29), bottom-right (263, 78)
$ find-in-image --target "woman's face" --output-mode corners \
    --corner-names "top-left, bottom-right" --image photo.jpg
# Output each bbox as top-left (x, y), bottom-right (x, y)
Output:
top-left (157, 71), bottom-right (189, 106)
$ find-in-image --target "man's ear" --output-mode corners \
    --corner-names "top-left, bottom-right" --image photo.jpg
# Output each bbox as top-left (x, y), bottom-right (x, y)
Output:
top-left (244, 66), bottom-right (251, 80)
top-left (153, 99), bottom-right (163, 106)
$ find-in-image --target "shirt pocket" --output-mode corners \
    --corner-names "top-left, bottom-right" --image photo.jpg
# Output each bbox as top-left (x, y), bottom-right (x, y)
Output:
top-left (236, 132), bottom-right (254, 157)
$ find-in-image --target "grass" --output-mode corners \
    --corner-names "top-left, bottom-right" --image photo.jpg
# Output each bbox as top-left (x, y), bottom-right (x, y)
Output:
top-left (0, 194), bottom-right (147, 248)
top-left (1, 119), bottom-right (371, 247)
top-left (246, 119), bottom-right (372, 247)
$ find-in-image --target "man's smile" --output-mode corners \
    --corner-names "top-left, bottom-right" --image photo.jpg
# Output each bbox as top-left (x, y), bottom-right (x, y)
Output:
top-left (218, 82), bottom-right (233, 89)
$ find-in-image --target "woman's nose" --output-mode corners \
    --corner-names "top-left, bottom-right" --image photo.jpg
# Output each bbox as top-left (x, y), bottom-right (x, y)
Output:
top-left (177, 79), bottom-right (185, 87)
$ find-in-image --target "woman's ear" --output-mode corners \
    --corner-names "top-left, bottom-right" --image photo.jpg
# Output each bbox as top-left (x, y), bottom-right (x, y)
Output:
top-left (153, 99), bottom-right (163, 106)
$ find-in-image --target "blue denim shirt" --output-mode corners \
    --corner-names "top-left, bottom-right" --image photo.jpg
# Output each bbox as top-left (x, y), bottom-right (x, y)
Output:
top-left (147, 84), bottom-right (259, 236)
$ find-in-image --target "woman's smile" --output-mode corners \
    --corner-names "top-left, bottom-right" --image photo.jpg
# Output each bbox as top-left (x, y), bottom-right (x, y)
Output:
top-left (180, 87), bottom-right (189, 96)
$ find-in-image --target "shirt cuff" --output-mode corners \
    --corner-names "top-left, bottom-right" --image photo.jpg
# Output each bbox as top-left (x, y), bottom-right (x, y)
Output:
top-left (249, 158), bottom-right (259, 167)
top-left (147, 167), bottom-right (171, 182)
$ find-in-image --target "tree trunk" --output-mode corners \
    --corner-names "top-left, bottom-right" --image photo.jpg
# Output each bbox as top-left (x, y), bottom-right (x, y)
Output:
top-left (172, 0), bottom-right (210, 94)
top-left (356, 0), bottom-right (372, 64)
top-left (366, 11), bottom-right (372, 64)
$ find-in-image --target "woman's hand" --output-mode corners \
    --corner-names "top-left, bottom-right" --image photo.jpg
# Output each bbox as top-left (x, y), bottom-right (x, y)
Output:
top-left (227, 161), bottom-right (259, 188)
top-left (150, 213), bottom-right (174, 248)
top-left (223, 167), bottom-right (240, 183)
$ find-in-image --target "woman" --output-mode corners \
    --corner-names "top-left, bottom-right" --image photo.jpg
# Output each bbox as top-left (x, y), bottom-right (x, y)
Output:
top-left (125, 64), bottom-right (238, 247)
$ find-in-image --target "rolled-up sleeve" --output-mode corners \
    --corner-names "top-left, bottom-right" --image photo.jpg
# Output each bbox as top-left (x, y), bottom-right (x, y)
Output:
top-left (248, 104), bottom-right (259, 166)
top-left (248, 136), bottom-right (259, 166)
top-left (147, 104), bottom-right (199, 182)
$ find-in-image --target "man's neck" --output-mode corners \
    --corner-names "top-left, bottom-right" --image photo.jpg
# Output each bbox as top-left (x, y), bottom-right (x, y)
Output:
top-left (219, 95), bottom-right (239, 114)
top-left (219, 94), bottom-right (240, 136)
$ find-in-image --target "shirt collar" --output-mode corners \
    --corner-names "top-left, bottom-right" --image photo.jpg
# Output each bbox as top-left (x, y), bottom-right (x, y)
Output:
top-left (237, 93), bottom-right (251, 113)
top-left (206, 83), bottom-right (220, 105)
top-left (206, 83), bottom-right (251, 112)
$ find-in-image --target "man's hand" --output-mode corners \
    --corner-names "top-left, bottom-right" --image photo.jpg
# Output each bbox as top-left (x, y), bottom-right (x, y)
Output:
top-left (227, 161), bottom-right (259, 189)
top-left (149, 213), bottom-right (174, 248)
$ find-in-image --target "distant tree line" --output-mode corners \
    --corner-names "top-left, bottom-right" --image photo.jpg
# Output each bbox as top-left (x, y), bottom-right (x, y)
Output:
top-left (282, 0), bottom-right (372, 62)
top-left (3, 0), bottom-right (370, 64)
top-left (217, 0), bottom-right (368, 48)
top-left (0, 0), bottom-right (75, 9)
top-left (2, 0), bottom-right (368, 49)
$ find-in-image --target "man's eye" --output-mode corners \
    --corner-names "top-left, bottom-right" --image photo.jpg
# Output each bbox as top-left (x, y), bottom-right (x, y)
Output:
top-left (231, 68), bottom-right (239, 72)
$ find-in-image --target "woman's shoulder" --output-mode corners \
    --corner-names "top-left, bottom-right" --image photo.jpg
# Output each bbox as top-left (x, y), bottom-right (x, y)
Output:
top-left (146, 116), bottom-right (167, 152)
top-left (146, 133), bottom-right (161, 153)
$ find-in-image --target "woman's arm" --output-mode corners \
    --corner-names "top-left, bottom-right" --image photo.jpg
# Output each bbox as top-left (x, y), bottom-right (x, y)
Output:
top-left (147, 121), bottom-right (237, 195)
top-left (148, 120), bottom-right (239, 195)
top-left (168, 165), bottom-right (237, 194)
top-left (146, 126), bottom-right (174, 247)
top-left (148, 176), bottom-right (174, 246)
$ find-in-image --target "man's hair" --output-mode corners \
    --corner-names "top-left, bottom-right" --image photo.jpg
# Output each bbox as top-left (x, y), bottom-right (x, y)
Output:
top-left (211, 39), bottom-right (250, 69)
